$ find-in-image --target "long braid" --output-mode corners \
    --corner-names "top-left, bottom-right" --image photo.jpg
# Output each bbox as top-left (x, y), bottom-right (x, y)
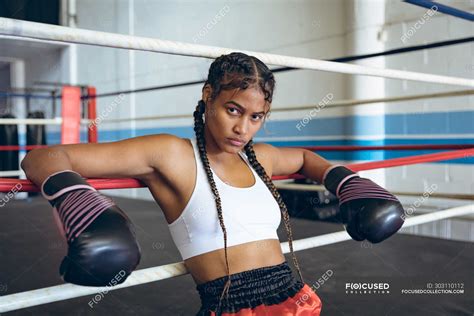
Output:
top-left (193, 100), bottom-right (231, 315)
top-left (194, 52), bottom-right (304, 315)
top-left (244, 140), bottom-right (304, 283)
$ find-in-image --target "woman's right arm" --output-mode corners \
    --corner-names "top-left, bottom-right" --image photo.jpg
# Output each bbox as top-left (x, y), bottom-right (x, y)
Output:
top-left (20, 133), bottom-right (181, 186)
top-left (19, 133), bottom-right (183, 286)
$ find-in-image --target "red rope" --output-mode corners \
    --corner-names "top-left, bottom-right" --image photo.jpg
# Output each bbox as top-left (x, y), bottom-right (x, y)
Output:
top-left (300, 144), bottom-right (474, 151)
top-left (2, 148), bottom-right (473, 192)
top-left (2, 144), bottom-right (472, 152)
top-left (0, 145), bottom-right (49, 151)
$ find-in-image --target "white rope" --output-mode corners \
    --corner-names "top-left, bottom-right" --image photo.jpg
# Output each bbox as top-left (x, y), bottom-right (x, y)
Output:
top-left (0, 203), bottom-right (472, 313)
top-left (0, 18), bottom-right (472, 87)
top-left (275, 182), bottom-right (325, 191)
top-left (80, 114), bottom-right (191, 124)
top-left (281, 203), bottom-right (473, 252)
top-left (0, 170), bottom-right (23, 177)
top-left (275, 89), bottom-right (474, 111)
top-left (0, 118), bottom-right (61, 125)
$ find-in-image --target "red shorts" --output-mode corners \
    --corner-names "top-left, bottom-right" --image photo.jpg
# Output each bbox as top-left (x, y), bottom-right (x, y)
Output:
top-left (196, 261), bottom-right (322, 316)
top-left (210, 283), bottom-right (322, 315)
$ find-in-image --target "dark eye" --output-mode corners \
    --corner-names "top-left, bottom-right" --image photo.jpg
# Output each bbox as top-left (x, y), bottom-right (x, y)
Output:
top-left (252, 114), bottom-right (264, 121)
top-left (227, 107), bottom-right (239, 114)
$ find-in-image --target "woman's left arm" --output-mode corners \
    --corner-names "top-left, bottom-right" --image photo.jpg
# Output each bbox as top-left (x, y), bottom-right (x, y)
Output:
top-left (257, 144), bottom-right (405, 243)
top-left (298, 149), bottom-right (333, 183)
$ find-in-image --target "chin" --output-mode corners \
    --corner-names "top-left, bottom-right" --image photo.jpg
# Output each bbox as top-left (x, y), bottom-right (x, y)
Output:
top-left (225, 144), bottom-right (242, 153)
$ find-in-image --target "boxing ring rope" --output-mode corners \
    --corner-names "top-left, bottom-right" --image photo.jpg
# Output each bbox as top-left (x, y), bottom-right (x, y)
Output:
top-left (273, 183), bottom-right (474, 201)
top-left (71, 36), bottom-right (473, 100)
top-left (0, 18), bottom-right (473, 87)
top-left (82, 89), bottom-right (474, 124)
top-left (2, 144), bottom-right (470, 182)
top-left (1, 148), bottom-right (472, 192)
top-left (296, 144), bottom-right (474, 151)
top-left (0, 145), bottom-right (49, 151)
top-left (0, 118), bottom-right (62, 125)
top-left (0, 203), bottom-right (472, 313)
top-left (2, 144), bottom-right (472, 153)
top-left (0, 170), bottom-right (24, 177)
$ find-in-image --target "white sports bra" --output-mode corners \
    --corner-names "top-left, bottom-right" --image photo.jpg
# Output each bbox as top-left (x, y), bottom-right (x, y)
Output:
top-left (167, 137), bottom-right (281, 260)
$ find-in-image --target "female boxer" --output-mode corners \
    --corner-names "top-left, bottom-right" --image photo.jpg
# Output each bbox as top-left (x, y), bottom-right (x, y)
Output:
top-left (22, 52), bottom-right (404, 316)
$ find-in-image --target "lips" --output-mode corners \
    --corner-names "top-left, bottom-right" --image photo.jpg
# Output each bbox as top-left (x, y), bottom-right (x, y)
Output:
top-left (228, 138), bottom-right (245, 146)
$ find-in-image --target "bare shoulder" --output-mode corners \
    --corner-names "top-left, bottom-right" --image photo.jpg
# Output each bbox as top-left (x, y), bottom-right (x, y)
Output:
top-left (251, 142), bottom-right (277, 177)
top-left (252, 142), bottom-right (277, 160)
top-left (252, 142), bottom-right (306, 177)
top-left (147, 134), bottom-right (194, 174)
top-left (147, 133), bottom-right (188, 150)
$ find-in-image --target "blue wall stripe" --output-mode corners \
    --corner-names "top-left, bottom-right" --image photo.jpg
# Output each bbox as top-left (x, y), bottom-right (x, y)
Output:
top-left (18, 111), bottom-right (473, 165)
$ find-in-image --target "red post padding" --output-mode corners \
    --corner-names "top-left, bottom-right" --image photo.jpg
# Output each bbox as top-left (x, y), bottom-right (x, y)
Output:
top-left (87, 86), bottom-right (98, 143)
top-left (61, 86), bottom-right (81, 144)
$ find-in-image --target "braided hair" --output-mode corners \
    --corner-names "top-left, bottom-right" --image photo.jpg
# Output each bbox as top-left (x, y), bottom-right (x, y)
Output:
top-left (192, 52), bottom-right (304, 312)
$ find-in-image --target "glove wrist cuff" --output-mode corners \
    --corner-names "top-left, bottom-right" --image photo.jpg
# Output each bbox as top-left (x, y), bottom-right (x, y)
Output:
top-left (323, 165), bottom-right (358, 196)
top-left (41, 170), bottom-right (96, 203)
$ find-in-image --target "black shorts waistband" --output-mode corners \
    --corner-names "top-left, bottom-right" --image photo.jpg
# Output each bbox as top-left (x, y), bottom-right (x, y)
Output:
top-left (195, 261), bottom-right (303, 315)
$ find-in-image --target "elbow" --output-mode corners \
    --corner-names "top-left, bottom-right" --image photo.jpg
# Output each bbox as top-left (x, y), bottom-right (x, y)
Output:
top-left (301, 148), bottom-right (311, 163)
top-left (297, 149), bottom-right (309, 174)
top-left (21, 151), bottom-right (33, 172)
top-left (20, 146), bottom-right (73, 188)
top-left (21, 149), bottom-right (41, 176)
top-left (21, 146), bottom-right (70, 178)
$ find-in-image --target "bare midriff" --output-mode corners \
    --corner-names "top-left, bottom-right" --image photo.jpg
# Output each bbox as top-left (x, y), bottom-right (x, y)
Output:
top-left (184, 238), bottom-right (286, 285)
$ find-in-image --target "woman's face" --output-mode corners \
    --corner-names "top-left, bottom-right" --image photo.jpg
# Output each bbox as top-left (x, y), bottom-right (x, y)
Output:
top-left (203, 85), bottom-right (268, 154)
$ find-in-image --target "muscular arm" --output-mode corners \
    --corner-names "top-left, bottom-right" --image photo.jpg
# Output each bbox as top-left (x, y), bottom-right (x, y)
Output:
top-left (21, 133), bottom-right (181, 186)
top-left (299, 150), bottom-right (333, 183)
top-left (253, 143), bottom-right (332, 183)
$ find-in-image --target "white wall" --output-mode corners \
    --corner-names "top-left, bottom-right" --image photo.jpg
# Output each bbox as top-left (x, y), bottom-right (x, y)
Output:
top-left (382, 1), bottom-right (473, 194)
top-left (378, 0), bottom-right (473, 240)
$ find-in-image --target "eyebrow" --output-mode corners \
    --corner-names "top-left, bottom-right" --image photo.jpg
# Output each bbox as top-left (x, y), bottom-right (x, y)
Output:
top-left (224, 101), bottom-right (266, 115)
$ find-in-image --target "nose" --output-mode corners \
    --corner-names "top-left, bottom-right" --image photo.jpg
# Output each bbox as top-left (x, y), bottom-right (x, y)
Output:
top-left (233, 117), bottom-right (248, 135)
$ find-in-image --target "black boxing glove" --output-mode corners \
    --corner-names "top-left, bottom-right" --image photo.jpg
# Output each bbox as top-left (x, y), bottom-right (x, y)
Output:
top-left (41, 170), bottom-right (141, 286)
top-left (323, 165), bottom-right (405, 243)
